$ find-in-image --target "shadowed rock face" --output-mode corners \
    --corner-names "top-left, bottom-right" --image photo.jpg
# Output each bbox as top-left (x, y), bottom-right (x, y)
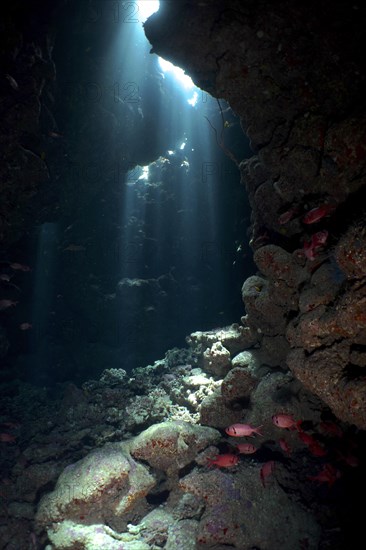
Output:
top-left (145, 0), bottom-right (366, 429)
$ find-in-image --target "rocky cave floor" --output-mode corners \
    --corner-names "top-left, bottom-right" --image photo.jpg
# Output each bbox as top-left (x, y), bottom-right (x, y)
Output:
top-left (0, 324), bottom-right (365, 550)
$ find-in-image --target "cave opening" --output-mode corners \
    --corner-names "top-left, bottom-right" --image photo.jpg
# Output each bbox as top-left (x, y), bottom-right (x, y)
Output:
top-left (0, 0), bottom-right (254, 386)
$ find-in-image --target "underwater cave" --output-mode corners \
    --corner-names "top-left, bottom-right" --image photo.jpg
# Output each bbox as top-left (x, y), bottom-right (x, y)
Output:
top-left (0, 1), bottom-right (366, 549)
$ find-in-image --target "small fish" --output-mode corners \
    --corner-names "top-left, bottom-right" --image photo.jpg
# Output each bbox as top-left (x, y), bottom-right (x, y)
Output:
top-left (279, 438), bottom-right (291, 455)
top-left (0, 273), bottom-right (11, 282)
top-left (303, 239), bottom-right (316, 261)
top-left (260, 460), bottom-right (275, 487)
top-left (308, 464), bottom-right (341, 488)
top-left (207, 453), bottom-right (239, 468)
top-left (0, 299), bottom-right (18, 311)
top-left (5, 74), bottom-right (19, 90)
top-left (236, 443), bottom-right (257, 454)
top-left (0, 433), bottom-right (16, 443)
top-left (319, 421), bottom-right (343, 438)
top-left (308, 442), bottom-right (327, 457)
top-left (9, 262), bottom-right (31, 272)
top-left (303, 230), bottom-right (329, 261)
top-left (272, 413), bottom-right (302, 430)
top-left (225, 423), bottom-right (263, 437)
top-left (19, 322), bottom-right (33, 331)
top-left (303, 203), bottom-right (336, 224)
top-left (298, 431), bottom-right (317, 446)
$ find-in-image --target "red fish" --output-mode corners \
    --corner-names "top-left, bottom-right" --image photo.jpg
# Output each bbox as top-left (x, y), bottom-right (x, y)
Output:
top-left (319, 421), bottom-right (343, 438)
top-left (308, 442), bottom-right (327, 457)
top-left (279, 438), bottom-right (291, 455)
top-left (303, 230), bottom-right (329, 261)
top-left (260, 460), bottom-right (275, 487)
top-left (225, 423), bottom-right (263, 437)
top-left (207, 453), bottom-right (239, 468)
top-left (0, 433), bottom-right (16, 443)
top-left (272, 414), bottom-right (302, 431)
top-left (308, 464), bottom-right (341, 488)
top-left (236, 443), bottom-right (257, 454)
top-left (303, 203), bottom-right (336, 224)
top-left (0, 299), bottom-right (18, 311)
top-left (298, 431), bottom-right (317, 446)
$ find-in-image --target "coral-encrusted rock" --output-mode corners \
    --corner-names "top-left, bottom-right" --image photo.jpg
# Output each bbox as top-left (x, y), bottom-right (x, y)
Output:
top-left (253, 180), bottom-right (283, 228)
top-left (322, 116), bottom-right (366, 195)
top-left (259, 334), bottom-right (290, 367)
top-left (221, 367), bottom-right (258, 404)
top-left (288, 346), bottom-right (366, 429)
top-left (199, 391), bottom-right (243, 429)
top-left (202, 342), bottom-right (231, 377)
top-left (179, 466), bottom-right (320, 549)
top-left (240, 156), bottom-right (271, 206)
top-left (187, 323), bottom-right (258, 356)
top-left (288, 282), bottom-right (366, 352)
top-left (299, 261), bottom-right (344, 313)
top-left (36, 444), bottom-right (155, 527)
top-left (334, 222), bottom-right (366, 279)
top-left (46, 520), bottom-right (151, 550)
top-left (254, 245), bottom-right (308, 288)
top-left (129, 421), bottom-right (220, 474)
top-left (242, 275), bottom-right (287, 335)
top-left (231, 349), bottom-right (260, 371)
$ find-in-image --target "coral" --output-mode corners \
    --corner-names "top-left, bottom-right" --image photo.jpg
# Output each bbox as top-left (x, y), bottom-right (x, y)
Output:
top-left (36, 444), bottom-right (156, 528)
top-left (129, 421), bottom-right (220, 474)
top-left (202, 341), bottom-right (231, 377)
top-left (221, 367), bottom-right (258, 404)
top-left (46, 520), bottom-right (151, 550)
top-left (187, 323), bottom-right (258, 356)
top-left (179, 465), bottom-right (320, 549)
top-left (199, 391), bottom-right (243, 428)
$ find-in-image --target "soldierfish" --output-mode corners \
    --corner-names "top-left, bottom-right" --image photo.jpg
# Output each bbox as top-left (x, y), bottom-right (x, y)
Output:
top-left (260, 460), bottom-right (275, 487)
top-left (272, 413), bottom-right (302, 431)
top-left (279, 438), bottom-right (291, 455)
top-left (303, 230), bottom-right (329, 261)
top-left (236, 443), bottom-right (258, 454)
top-left (303, 203), bottom-right (336, 224)
top-left (308, 464), bottom-right (341, 488)
top-left (225, 423), bottom-right (263, 437)
top-left (207, 453), bottom-right (239, 468)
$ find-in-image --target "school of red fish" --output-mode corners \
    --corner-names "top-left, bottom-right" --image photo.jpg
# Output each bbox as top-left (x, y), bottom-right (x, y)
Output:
top-left (278, 200), bottom-right (337, 261)
top-left (206, 412), bottom-right (356, 489)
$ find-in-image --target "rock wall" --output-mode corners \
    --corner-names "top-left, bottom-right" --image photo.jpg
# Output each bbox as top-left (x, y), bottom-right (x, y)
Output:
top-left (144, 0), bottom-right (366, 429)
